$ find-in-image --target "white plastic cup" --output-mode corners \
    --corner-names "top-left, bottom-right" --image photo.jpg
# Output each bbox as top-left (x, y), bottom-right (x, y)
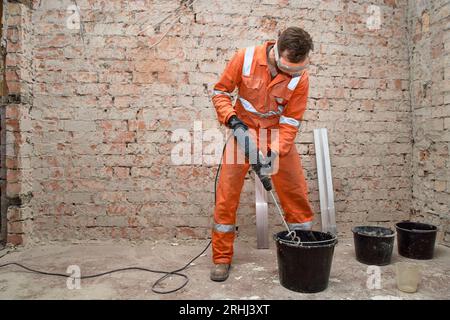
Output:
top-left (396, 262), bottom-right (421, 293)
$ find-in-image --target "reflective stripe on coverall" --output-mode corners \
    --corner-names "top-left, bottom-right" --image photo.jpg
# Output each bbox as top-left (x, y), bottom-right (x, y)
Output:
top-left (211, 41), bottom-right (314, 264)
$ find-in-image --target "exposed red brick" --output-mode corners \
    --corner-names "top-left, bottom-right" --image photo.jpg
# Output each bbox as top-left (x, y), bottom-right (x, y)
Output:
top-left (7, 234), bottom-right (23, 246)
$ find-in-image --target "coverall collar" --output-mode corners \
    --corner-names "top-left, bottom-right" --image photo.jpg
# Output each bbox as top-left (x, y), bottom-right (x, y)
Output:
top-left (259, 41), bottom-right (302, 88)
top-left (257, 41), bottom-right (275, 66)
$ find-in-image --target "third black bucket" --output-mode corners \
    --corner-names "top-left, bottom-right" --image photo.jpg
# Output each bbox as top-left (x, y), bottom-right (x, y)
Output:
top-left (396, 221), bottom-right (437, 260)
top-left (274, 230), bottom-right (337, 293)
top-left (352, 226), bottom-right (395, 266)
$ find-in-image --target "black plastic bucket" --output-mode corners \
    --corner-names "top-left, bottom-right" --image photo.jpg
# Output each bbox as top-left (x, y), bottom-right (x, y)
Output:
top-left (274, 230), bottom-right (337, 293)
top-left (352, 226), bottom-right (395, 266)
top-left (396, 221), bottom-right (437, 260)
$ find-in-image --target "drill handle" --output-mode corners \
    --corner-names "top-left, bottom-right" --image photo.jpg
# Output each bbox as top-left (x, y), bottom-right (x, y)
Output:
top-left (232, 126), bottom-right (273, 191)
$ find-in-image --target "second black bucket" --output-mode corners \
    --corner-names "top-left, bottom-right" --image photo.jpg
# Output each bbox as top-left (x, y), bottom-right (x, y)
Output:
top-left (352, 226), bottom-right (395, 266)
top-left (396, 221), bottom-right (437, 260)
top-left (274, 230), bottom-right (337, 293)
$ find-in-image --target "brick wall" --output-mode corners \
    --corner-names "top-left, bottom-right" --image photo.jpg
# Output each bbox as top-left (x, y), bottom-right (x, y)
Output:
top-left (1, 0), bottom-right (5, 245)
top-left (1, 1), bottom-right (34, 245)
top-left (2, 0), bottom-right (446, 244)
top-left (409, 0), bottom-right (450, 245)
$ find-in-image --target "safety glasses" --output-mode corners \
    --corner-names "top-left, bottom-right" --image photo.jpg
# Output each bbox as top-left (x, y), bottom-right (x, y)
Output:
top-left (274, 42), bottom-right (309, 75)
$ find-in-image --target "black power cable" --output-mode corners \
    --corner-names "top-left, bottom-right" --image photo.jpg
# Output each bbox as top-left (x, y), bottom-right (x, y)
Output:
top-left (0, 135), bottom-right (230, 295)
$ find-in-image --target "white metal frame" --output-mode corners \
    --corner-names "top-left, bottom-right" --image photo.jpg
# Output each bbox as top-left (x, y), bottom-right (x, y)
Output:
top-left (313, 128), bottom-right (337, 235)
top-left (255, 178), bottom-right (269, 249)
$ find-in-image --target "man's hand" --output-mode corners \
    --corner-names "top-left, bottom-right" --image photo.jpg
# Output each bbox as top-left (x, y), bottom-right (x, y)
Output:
top-left (228, 115), bottom-right (248, 132)
top-left (260, 150), bottom-right (278, 175)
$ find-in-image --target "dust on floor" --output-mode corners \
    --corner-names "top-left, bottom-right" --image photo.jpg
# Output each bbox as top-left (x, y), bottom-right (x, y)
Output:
top-left (0, 237), bottom-right (448, 299)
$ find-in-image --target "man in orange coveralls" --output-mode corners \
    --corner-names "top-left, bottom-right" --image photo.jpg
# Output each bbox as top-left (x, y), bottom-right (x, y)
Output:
top-left (210, 27), bottom-right (315, 281)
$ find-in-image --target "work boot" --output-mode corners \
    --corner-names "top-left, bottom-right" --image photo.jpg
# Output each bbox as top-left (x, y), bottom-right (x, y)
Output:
top-left (210, 263), bottom-right (231, 282)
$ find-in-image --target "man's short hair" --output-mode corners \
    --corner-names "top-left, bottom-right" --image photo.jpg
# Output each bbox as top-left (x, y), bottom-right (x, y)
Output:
top-left (277, 27), bottom-right (314, 63)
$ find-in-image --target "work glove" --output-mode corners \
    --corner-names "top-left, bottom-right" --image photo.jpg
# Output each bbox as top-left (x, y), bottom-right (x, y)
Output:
top-left (227, 116), bottom-right (272, 191)
top-left (227, 115), bottom-right (248, 132)
top-left (251, 151), bottom-right (276, 191)
top-left (259, 149), bottom-right (278, 176)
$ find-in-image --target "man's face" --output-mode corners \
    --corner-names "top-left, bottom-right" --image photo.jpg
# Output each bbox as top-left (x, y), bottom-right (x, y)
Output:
top-left (274, 43), bottom-right (309, 77)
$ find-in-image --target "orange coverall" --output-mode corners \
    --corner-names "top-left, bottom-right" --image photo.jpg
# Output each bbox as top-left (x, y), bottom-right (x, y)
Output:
top-left (211, 41), bottom-right (314, 264)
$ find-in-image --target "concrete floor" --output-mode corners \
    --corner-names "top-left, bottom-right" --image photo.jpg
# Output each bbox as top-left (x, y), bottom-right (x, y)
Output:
top-left (0, 237), bottom-right (449, 300)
